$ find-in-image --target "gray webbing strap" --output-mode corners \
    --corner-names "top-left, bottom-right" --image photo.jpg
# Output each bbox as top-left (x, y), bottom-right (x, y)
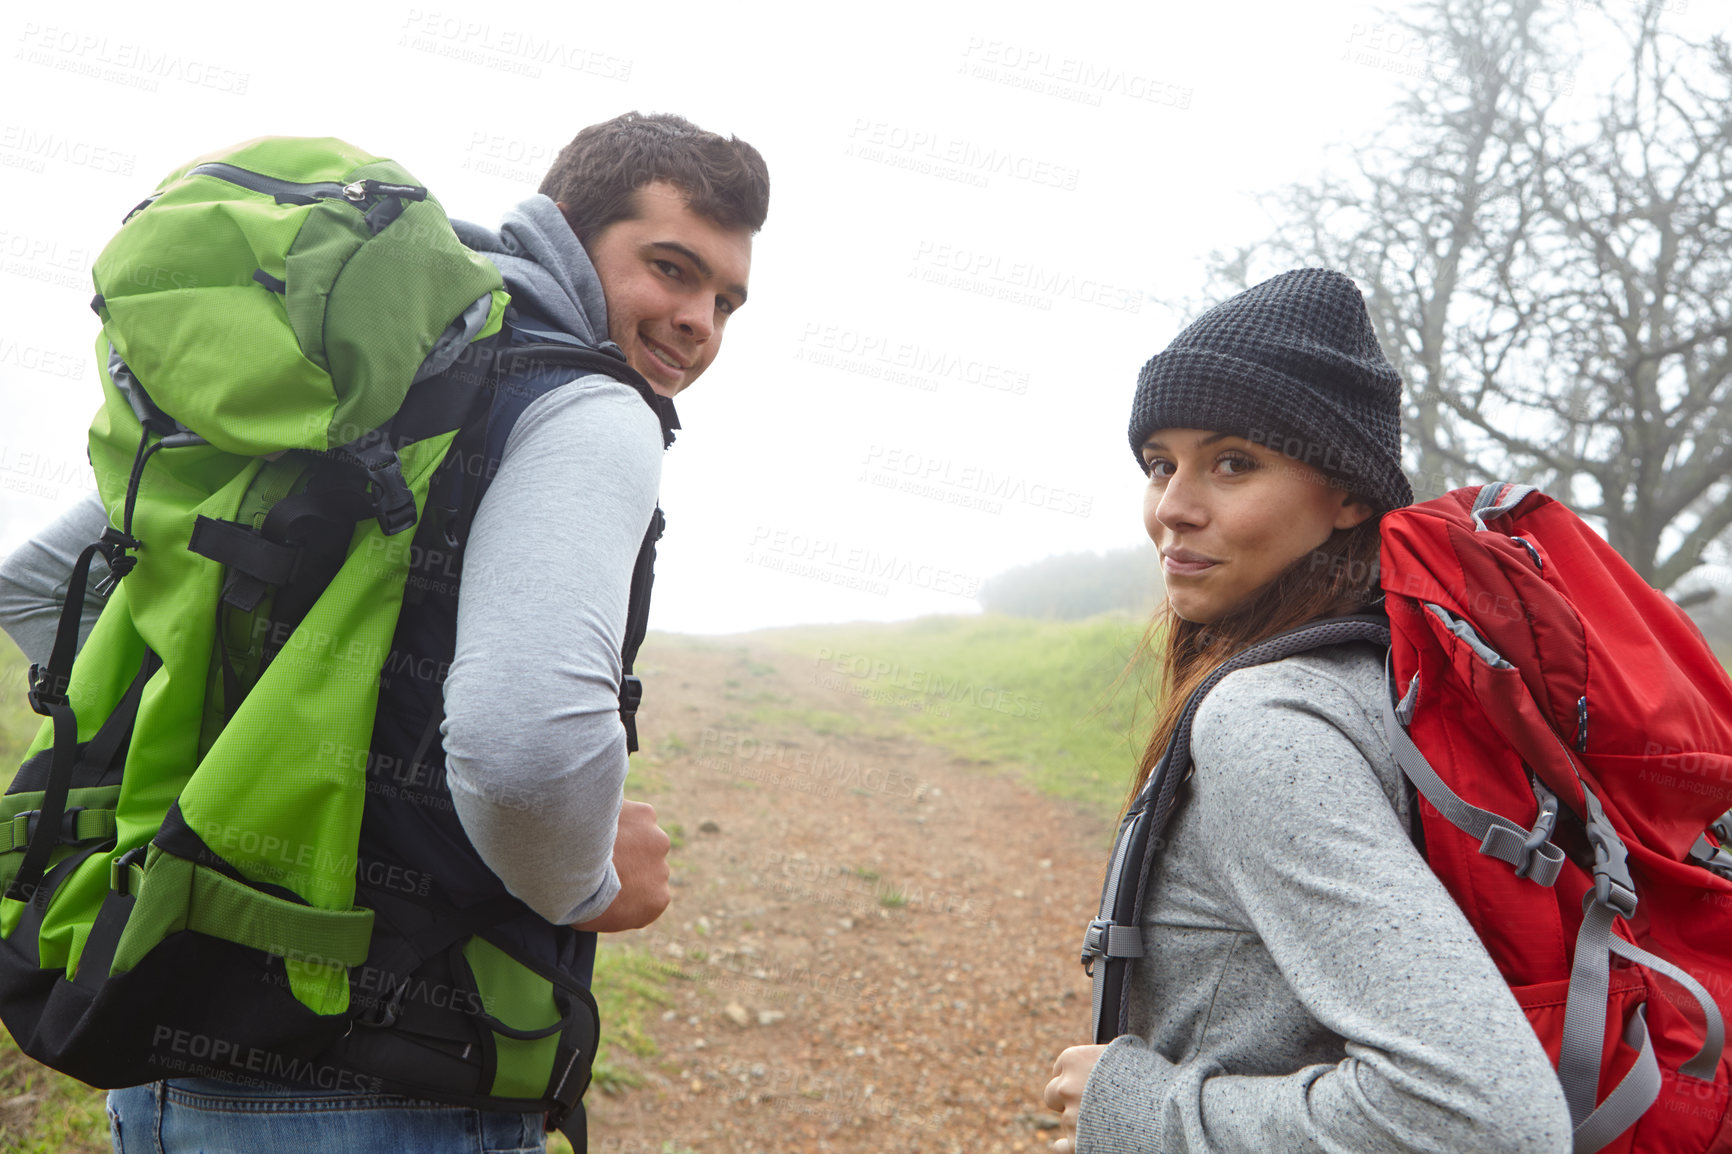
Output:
top-left (1083, 921), bottom-right (1145, 963)
top-left (1471, 481), bottom-right (1539, 531)
top-left (1555, 787), bottom-right (1724, 1152)
top-left (1607, 937), bottom-right (1724, 1080)
top-left (1570, 1004), bottom-right (1660, 1154)
top-left (1560, 896), bottom-right (1628, 1132)
top-left (1380, 664), bottom-right (1566, 885)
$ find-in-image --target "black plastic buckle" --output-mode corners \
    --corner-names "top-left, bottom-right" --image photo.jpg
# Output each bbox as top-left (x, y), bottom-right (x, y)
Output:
top-left (374, 497), bottom-right (417, 537)
top-left (26, 663), bottom-right (69, 715)
top-left (110, 844), bottom-right (148, 895)
top-left (618, 675), bottom-right (643, 719)
top-left (338, 440), bottom-right (418, 537)
top-left (17, 806), bottom-right (89, 850)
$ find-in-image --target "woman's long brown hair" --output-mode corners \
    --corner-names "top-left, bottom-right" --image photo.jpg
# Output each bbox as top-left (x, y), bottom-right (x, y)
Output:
top-left (1123, 512), bottom-right (1386, 814)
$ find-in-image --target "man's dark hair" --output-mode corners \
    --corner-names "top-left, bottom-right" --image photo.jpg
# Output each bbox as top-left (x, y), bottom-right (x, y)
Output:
top-left (539, 111), bottom-right (770, 245)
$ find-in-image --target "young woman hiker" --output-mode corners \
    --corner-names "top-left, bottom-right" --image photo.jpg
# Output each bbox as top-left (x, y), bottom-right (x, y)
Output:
top-left (1041, 269), bottom-right (1572, 1154)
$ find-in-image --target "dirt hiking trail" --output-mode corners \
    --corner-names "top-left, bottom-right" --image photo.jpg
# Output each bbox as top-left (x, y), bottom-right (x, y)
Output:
top-left (588, 633), bottom-right (1116, 1153)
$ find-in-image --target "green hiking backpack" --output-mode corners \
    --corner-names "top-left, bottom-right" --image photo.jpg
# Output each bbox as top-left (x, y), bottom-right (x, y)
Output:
top-left (0, 136), bottom-right (628, 1142)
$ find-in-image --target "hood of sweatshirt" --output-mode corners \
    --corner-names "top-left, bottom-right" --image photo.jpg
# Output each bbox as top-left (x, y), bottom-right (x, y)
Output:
top-left (450, 195), bottom-right (608, 344)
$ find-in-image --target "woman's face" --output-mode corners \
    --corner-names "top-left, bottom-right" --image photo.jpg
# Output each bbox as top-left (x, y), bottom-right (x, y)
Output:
top-left (1141, 428), bottom-right (1374, 624)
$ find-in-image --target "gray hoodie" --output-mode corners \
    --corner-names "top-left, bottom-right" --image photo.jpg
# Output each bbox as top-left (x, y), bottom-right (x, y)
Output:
top-left (451, 195), bottom-right (608, 345)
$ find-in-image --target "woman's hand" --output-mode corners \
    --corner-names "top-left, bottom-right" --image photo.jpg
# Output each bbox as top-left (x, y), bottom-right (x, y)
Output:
top-left (1044, 1043), bottom-right (1108, 1153)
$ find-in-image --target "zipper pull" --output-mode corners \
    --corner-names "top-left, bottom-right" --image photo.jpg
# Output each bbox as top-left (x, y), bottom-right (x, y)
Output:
top-left (343, 179), bottom-right (428, 203)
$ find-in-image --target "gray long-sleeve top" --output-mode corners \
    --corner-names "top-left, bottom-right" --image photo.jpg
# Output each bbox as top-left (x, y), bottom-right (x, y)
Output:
top-left (0, 372), bottom-right (659, 927)
top-left (1077, 644), bottom-right (1572, 1154)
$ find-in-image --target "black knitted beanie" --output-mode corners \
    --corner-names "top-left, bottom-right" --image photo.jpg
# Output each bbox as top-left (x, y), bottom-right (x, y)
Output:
top-left (1127, 268), bottom-right (1412, 511)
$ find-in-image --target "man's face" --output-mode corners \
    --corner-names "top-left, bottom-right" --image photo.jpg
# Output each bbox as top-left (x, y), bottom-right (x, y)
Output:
top-left (576, 181), bottom-right (753, 398)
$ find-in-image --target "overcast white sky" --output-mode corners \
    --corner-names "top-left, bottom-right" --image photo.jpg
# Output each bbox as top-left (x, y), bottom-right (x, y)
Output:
top-left (0, 0), bottom-right (1706, 632)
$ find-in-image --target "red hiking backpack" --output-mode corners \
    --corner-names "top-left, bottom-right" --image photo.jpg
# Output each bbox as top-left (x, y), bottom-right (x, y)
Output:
top-left (1082, 482), bottom-right (1732, 1153)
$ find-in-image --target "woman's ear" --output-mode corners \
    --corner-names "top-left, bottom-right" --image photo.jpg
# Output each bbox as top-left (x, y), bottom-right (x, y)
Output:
top-left (1334, 494), bottom-right (1377, 531)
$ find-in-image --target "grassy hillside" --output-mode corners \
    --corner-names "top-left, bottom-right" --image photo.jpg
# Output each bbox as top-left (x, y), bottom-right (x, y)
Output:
top-left (752, 612), bottom-right (1152, 821)
top-left (0, 641), bottom-right (40, 775)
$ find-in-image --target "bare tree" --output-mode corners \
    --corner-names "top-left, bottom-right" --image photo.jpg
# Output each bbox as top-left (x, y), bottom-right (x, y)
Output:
top-left (1206, 0), bottom-right (1732, 589)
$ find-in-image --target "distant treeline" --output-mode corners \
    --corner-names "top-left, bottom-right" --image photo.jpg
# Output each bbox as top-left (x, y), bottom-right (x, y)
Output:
top-left (978, 544), bottom-right (1161, 620)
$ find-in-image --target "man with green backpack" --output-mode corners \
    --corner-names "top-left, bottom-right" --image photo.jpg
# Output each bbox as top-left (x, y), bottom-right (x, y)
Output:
top-left (0, 111), bottom-right (768, 1152)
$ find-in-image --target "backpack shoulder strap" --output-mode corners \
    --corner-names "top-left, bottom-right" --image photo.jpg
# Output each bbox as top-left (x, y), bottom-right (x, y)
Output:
top-left (617, 507), bottom-right (665, 754)
top-left (492, 315), bottom-right (675, 754)
top-left (492, 315), bottom-right (677, 751)
top-left (402, 312), bottom-right (675, 764)
top-left (501, 316), bottom-right (680, 448)
top-left (1081, 613), bottom-right (1392, 1044)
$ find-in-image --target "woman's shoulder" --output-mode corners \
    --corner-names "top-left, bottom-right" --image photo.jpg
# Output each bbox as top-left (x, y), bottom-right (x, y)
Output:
top-left (1189, 640), bottom-right (1404, 810)
top-left (1197, 641), bottom-right (1386, 730)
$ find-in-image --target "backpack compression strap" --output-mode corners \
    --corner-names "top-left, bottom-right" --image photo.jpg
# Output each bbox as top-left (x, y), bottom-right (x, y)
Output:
top-left (8, 539), bottom-right (115, 907)
top-left (1081, 614), bottom-right (1392, 1045)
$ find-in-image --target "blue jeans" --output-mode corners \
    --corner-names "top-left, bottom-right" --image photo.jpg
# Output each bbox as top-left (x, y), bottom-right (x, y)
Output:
top-left (107, 1078), bottom-right (547, 1154)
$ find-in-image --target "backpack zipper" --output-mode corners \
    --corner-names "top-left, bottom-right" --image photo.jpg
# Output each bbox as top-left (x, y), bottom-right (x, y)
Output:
top-left (185, 163), bottom-right (427, 207)
top-left (342, 179), bottom-right (427, 204)
top-left (186, 162), bottom-right (350, 204)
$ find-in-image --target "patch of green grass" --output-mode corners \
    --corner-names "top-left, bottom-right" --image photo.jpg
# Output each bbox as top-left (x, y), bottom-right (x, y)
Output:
top-left (624, 755), bottom-right (668, 796)
top-left (590, 942), bottom-right (684, 1094)
top-left (746, 704), bottom-right (863, 738)
top-left (0, 637), bottom-right (43, 771)
top-left (0, 1030), bottom-right (109, 1153)
top-left (761, 614), bottom-right (1150, 820)
top-left (738, 656), bottom-right (776, 678)
top-left (878, 887), bottom-right (908, 909)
